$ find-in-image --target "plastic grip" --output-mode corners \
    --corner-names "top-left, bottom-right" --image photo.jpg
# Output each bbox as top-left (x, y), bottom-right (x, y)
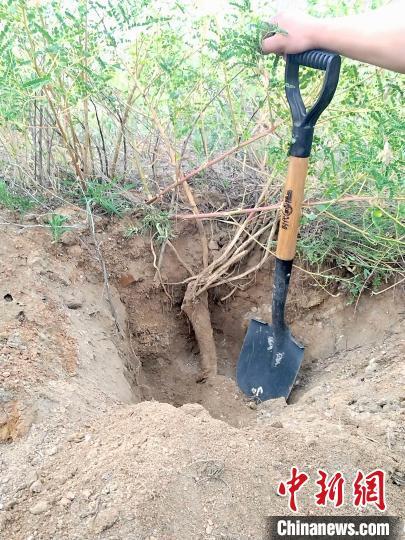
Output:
top-left (289, 49), bottom-right (338, 71)
top-left (285, 49), bottom-right (341, 157)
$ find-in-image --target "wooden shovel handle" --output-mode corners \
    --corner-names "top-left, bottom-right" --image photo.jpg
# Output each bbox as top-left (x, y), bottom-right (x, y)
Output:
top-left (276, 156), bottom-right (309, 261)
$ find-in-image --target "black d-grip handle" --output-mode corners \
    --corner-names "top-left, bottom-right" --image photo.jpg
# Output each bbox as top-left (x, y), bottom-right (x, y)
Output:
top-left (289, 49), bottom-right (337, 71)
top-left (285, 49), bottom-right (341, 157)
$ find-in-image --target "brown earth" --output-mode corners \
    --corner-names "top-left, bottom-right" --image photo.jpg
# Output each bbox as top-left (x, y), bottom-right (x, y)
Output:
top-left (0, 211), bottom-right (404, 539)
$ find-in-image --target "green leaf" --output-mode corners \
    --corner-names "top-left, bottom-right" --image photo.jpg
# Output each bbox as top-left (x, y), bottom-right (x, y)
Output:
top-left (32, 22), bottom-right (53, 43)
top-left (22, 75), bottom-right (51, 90)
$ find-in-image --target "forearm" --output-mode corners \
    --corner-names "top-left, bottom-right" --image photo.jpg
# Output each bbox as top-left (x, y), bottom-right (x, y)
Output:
top-left (314, 3), bottom-right (405, 73)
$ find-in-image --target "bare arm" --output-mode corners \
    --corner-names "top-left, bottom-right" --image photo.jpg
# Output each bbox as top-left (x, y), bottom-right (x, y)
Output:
top-left (262, 2), bottom-right (405, 73)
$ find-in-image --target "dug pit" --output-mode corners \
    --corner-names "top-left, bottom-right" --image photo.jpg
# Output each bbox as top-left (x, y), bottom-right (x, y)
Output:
top-left (1, 221), bottom-right (404, 539)
top-left (99, 223), bottom-right (404, 427)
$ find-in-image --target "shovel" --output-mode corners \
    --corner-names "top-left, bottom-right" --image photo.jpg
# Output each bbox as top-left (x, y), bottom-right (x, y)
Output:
top-left (237, 50), bottom-right (341, 402)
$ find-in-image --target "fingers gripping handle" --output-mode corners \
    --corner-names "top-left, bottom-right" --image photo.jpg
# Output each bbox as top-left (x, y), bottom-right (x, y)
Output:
top-left (285, 50), bottom-right (341, 158)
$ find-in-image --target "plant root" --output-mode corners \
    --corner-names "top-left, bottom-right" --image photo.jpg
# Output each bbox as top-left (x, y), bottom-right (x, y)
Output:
top-left (182, 281), bottom-right (217, 382)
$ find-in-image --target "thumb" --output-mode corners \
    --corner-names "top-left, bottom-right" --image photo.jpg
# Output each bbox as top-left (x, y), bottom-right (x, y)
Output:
top-left (261, 34), bottom-right (286, 55)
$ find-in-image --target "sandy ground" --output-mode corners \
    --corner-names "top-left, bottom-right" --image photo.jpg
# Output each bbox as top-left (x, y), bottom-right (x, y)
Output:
top-left (0, 212), bottom-right (404, 539)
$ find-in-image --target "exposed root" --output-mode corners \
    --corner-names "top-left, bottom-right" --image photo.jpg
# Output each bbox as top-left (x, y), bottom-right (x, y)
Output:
top-left (181, 281), bottom-right (217, 381)
top-left (151, 236), bottom-right (172, 301)
top-left (87, 204), bottom-right (123, 335)
top-left (167, 240), bottom-right (194, 276)
top-left (161, 179), bottom-right (279, 380)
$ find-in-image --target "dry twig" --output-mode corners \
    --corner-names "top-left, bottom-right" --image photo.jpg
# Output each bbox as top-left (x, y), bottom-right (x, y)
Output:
top-left (146, 125), bottom-right (279, 205)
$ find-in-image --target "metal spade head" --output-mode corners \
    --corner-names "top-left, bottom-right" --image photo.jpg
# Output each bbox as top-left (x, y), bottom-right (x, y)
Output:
top-left (236, 319), bottom-right (304, 401)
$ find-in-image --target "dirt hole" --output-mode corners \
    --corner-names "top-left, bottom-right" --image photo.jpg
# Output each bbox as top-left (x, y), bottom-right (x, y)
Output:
top-left (114, 252), bottom-right (401, 427)
top-left (68, 227), bottom-right (402, 429)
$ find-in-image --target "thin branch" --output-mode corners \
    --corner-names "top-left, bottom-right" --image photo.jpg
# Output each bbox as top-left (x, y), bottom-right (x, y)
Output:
top-left (170, 195), bottom-right (384, 221)
top-left (371, 276), bottom-right (405, 296)
top-left (146, 125), bottom-right (280, 205)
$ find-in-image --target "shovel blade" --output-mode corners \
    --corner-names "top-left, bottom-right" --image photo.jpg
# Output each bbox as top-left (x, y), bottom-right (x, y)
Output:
top-left (237, 319), bottom-right (304, 401)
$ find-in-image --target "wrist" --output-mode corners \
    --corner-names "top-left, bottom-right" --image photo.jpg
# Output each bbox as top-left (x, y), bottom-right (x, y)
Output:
top-left (309, 17), bottom-right (335, 50)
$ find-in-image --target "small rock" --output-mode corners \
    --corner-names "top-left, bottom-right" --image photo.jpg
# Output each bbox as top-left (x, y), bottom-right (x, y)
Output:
top-left (208, 240), bottom-right (219, 251)
top-left (92, 507), bottom-right (119, 533)
top-left (26, 471), bottom-right (39, 486)
top-left (53, 473), bottom-right (69, 485)
top-left (65, 492), bottom-right (75, 501)
top-left (79, 509), bottom-right (92, 519)
top-left (305, 437), bottom-right (317, 447)
top-left (30, 455), bottom-right (42, 467)
top-left (5, 499), bottom-right (17, 510)
top-left (30, 480), bottom-right (43, 494)
top-left (59, 497), bottom-right (71, 508)
top-left (47, 446), bottom-right (58, 456)
top-left (258, 397), bottom-right (287, 416)
top-left (66, 301), bottom-right (82, 310)
top-left (86, 448), bottom-right (98, 460)
top-left (67, 432), bottom-right (85, 443)
top-left (60, 231), bottom-right (77, 247)
top-left (30, 500), bottom-right (49, 515)
top-left (365, 365), bottom-right (377, 375)
top-left (391, 470), bottom-right (405, 486)
top-left (180, 403), bottom-right (209, 418)
top-left (298, 289), bottom-right (326, 309)
top-left (67, 245), bottom-right (83, 258)
top-left (2, 371), bottom-right (10, 379)
top-left (270, 421), bottom-right (284, 429)
top-left (82, 489), bottom-right (92, 500)
top-left (383, 401), bottom-right (400, 412)
top-left (119, 273), bottom-right (138, 287)
top-left (6, 333), bottom-right (24, 349)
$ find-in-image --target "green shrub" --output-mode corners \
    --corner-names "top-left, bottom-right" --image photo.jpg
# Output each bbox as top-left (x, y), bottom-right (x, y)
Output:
top-left (47, 214), bottom-right (69, 243)
top-left (0, 181), bottom-right (33, 213)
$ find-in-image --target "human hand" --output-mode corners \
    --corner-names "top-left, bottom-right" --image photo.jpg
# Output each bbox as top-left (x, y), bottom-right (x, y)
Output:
top-left (262, 11), bottom-right (319, 55)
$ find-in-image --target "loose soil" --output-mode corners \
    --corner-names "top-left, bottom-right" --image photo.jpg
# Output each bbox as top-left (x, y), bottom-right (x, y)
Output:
top-left (0, 210), bottom-right (404, 539)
